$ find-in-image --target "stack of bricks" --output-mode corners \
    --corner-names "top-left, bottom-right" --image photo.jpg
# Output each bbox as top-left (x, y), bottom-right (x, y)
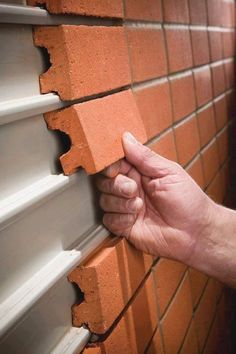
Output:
top-left (28, 0), bottom-right (236, 352)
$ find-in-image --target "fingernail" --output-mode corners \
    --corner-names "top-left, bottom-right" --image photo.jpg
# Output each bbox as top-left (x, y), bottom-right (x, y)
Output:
top-left (123, 132), bottom-right (138, 144)
top-left (128, 197), bottom-right (143, 212)
top-left (122, 181), bottom-right (136, 196)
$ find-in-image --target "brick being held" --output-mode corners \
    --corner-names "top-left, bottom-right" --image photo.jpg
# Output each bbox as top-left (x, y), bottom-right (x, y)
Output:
top-left (45, 90), bottom-right (147, 175)
top-left (34, 25), bottom-right (131, 100)
top-left (68, 237), bottom-right (153, 334)
top-left (27, 0), bottom-right (124, 18)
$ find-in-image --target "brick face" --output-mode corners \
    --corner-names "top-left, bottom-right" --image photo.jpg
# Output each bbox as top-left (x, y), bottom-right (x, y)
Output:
top-left (165, 28), bottom-right (193, 73)
top-left (126, 28), bottom-right (167, 83)
top-left (134, 79), bottom-right (172, 139)
top-left (170, 72), bottom-right (196, 122)
top-left (34, 2), bottom-right (234, 353)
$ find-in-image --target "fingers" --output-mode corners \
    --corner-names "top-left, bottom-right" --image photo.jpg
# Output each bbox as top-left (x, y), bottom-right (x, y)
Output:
top-left (102, 159), bottom-right (131, 178)
top-left (122, 132), bottom-right (176, 178)
top-left (97, 174), bottom-right (138, 198)
top-left (100, 194), bottom-right (143, 213)
top-left (103, 213), bottom-right (136, 236)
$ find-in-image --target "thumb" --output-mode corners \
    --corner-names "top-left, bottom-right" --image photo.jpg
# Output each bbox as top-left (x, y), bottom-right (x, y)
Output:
top-left (122, 132), bottom-right (174, 178)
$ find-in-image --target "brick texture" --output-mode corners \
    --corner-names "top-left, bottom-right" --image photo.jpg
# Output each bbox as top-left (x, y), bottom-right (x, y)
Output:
top-left (126, 28), bottom-right (167, 83)
top-left (33, 1), bottom-right (235, 353)
top-left (45, 90), bottom-right (147, 175)
top-left (27, 0), bottom-right (124, 17)
top-left (34, 25), bottom-right (131, 100)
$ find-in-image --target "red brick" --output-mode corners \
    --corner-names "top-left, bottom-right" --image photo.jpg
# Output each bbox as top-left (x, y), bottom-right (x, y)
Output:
top-left (170, 72), bottom-right (196, 122)
top-left (45, 90), bottom-right (147, 175)
top-left (165, 28), bottom-right (193, 73)
top-left (163, 0), bottom-right (189, 23)
top-left (191, 29), bottom-right (210, 66)
top-left (224, 59), bottom-right (235, 89)
top-left (221, 0), bottom-right (235, 28)
top-left (146, 328), bottom-right (164, 354)
top-left (124, 0), bottom-right (162, 21)
top-left (217, 128), bottom-right (229, 165)
top-left (207, 0), bottom-right (222, 26)
top-left (161, 274), bottom-right (193, 354)
top-left (27, 0), bottom-right (124, 17)
top-left (134, 79), bottom-right (172, 139)
top-left (206, 171), bottom-right (224, 203)
top-left (186, 156), bottom-right (205, 189)
top-left (150, 130), bottom-right (178, 162)
top-left (153, 258), bottom-right (186, 316)
top-left (201, 139), bottom-right (220, 185)
top-left (194, 66), bottom-right (213, 107)
top-left (197, 104), bottom-right (216, 147)
top-left (214, 95), bottom-right (228, 132)
top-left (34, 25), bottom-right (131, 100)
top-left (194, 279), bottom-right (218, 351)
top-left (180, 321), bottom-right (198, 354)
top-left (174, 115), bottom-right (200, 166)
top-left (222, 30), bottom-right (235, 58)
top-left (126, 27), bottom-right (167, 83)
top-left (189, 0), bottom-right (207, 25)
top-left (209, 30), bottom-right (223, 62)
top-left (189, 268), bottom-right (208, 307)
top-left (96, 274), bottom-right (157, 353)
top-left (68, 237), bottom-right (152, 334)
top-left (211, 63), bottom-right (226, 97)
top-left (226, 90), bottom-right (236, 118)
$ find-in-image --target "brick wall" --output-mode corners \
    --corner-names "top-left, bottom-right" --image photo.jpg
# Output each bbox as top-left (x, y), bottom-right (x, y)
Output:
top-left (29, 0), bottom-right (236, 352)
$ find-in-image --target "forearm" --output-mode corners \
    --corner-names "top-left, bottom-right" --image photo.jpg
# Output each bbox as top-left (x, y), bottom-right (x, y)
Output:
top-left (189, 201), bottom-right (236, 288)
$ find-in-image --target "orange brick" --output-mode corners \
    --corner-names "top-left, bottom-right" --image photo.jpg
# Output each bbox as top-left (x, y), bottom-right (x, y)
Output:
top-left (217, 128), bottom-right (229, 165)
top-left (150, 130), bottom-right (178, 162)
top-left (194, 66), bottom-right (213, 107)
top-left (68, 237), bottom-right (152, 334)
top-left (191, 29), bottom-right (210, 66)
top-left (163, 0), bottom-right (189, 23)
top-left (174, 115), bottom-right (200, 166)
top-left (222, 31), bottom-right (235, 58)
top-left (189, 268), bottom-right (208, 307)
top-left (146, 328), bottom-right (164, 354)
top-left (93, 274), bottom-right (157, 354)
top-left (207, 0), bottom-right (222, 26)
top-left (201, 139), bottom-right (220, 186)
top-left (34, 25), bottom-right (130, 100)
top-left (27, 0), bottom-right (124, 17)
top-left (153, 258), bottom-right (186, 316)
top-left (186, 156), bottom-right (205, 189)
top-left (180, 321), bottom-right (198, 354)
top-left (206, 172), bottom-right (224, 204)
top-left (170, 72), bottom-right (196, 122)
top-left (161, 274), bottom-right (193, 354)
top-left (124, 0), bottom-right (162, 21)
top-left (197, 104), bottom-right (216, 147)
top-left (134, 79), bottom-right (172, 139)
top-left (45, 90), bottom-right (147, 175)
top-left (214, 95), bottom-right (228, 132)
top-left (224, 60), bottom-right (235, 89)
top-left (189, 0), bottom-right (207, 25)
top-left (211, 63), bottom-right (226, 97)
top-left (209, 30), bottom-right (223, 62)
top-left (126, 28), bottom-right (167, 83)
top-left (165, 28), bottom-right (193, 73)
top-left (194, 279), bottom-right (218, 351)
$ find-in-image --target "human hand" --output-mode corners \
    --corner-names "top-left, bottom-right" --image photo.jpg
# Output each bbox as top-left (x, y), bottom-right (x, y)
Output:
top-left (97, 132), bottom-right (215, 265)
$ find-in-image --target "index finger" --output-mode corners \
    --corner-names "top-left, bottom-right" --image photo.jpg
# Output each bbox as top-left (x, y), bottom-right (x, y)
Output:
top-left (102, 159), bottom-right (132, 178)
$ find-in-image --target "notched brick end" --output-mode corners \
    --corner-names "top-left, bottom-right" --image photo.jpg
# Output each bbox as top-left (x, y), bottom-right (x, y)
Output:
top-left (68, 237), bottom-right (153, 334)
top-left (45, 90), bottom-right (147, 176)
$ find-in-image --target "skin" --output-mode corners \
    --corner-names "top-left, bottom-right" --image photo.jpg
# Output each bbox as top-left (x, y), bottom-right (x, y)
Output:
top-left (97, 132), bottom-right (236, 288)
